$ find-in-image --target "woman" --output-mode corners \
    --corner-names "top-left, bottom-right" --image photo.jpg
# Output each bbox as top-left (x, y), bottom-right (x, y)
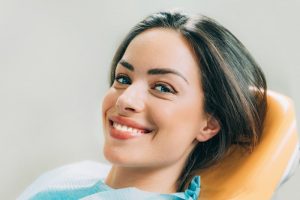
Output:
top-left (19, 10), bottom-right (267, 200)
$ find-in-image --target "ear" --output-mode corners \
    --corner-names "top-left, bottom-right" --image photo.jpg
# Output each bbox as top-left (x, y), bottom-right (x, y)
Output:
top-left (196, 115), bottom-right (220, 142)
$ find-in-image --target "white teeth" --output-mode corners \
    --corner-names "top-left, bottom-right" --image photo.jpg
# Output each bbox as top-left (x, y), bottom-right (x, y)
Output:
top-left (113, 122), bottom-right (143, 134)
top-left (116, 123), bottom-right (122, 130)
top-left (120, 125), bottom-right (127, 131)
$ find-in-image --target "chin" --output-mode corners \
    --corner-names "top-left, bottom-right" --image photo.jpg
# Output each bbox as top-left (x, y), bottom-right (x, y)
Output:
top-left (103, 145), bottom-right (130, 165)
top-left (103, 145), bottom-right (150, 168)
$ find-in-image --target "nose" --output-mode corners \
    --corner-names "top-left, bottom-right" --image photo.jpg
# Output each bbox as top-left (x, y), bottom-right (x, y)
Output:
top-left (116, 83), bottom-right (145, 114)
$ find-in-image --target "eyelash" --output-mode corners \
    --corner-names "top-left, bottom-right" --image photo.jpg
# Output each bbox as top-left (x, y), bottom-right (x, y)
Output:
top-left (114, 74), bottom-right (177, 94)
top-left (115, 74), bottom-right (132, 85)
top-left (152, 83), bottom-right (177, 94)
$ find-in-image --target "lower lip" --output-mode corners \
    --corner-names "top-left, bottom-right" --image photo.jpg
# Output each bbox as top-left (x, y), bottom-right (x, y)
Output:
top-left (109, 125), bottom-right (145, 140)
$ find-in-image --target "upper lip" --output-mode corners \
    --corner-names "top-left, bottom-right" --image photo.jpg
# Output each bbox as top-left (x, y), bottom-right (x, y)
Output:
top-left (109, 115), bottom-right (152, 133)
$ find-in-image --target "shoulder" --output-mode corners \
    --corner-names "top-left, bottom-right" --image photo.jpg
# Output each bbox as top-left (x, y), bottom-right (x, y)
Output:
top-left (17, 160), bottom-right (111, 200)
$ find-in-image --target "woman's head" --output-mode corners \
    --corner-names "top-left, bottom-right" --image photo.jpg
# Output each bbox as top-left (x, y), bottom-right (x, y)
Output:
top-left (102, 11), bottom-right (267, 191)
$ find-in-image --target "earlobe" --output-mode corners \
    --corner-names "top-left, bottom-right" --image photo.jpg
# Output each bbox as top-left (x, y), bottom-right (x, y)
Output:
top-left (196, 116), bottom-right (220, 142)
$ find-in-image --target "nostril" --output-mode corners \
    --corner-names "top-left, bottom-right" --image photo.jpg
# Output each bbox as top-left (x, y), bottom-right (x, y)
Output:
top-left (116, 95), bottom-right (145, 113)
top-left (125, 107), bottom-right (135, 112)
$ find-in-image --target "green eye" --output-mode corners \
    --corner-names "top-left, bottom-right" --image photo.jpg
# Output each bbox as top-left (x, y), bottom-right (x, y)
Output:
top-left (115, 74), bottom-right (131, 85)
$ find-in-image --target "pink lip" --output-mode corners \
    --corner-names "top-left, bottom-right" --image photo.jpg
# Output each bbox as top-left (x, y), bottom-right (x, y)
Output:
top-left (109, 128), bottom-right (141, 140)
top-left (108, 116), bottom-right (152, 140)
top-left (109, 116), bottom-right (151, 132)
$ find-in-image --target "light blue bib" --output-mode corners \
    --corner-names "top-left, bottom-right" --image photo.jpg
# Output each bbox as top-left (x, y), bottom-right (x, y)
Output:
top-left (18, 161), bottom-right (200, 200)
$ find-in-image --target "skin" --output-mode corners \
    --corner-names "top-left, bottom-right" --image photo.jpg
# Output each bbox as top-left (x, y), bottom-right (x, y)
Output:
top-left (102, 28), bottom-right (220, 193)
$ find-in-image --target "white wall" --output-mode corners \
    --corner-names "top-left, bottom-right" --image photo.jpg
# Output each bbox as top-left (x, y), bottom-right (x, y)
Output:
top-left (0, 0), bottom-right (299, 199)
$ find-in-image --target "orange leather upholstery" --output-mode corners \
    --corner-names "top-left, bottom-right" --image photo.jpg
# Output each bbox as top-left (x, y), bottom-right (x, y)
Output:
top-left (197, 91), bottom-right (299, 200)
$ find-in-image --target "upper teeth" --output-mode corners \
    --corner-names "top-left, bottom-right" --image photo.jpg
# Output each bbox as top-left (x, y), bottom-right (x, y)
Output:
top-left (113, 122), bottom-right (143, 134)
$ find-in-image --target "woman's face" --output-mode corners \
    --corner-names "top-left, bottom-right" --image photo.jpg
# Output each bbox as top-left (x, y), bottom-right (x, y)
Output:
top-left (102, 28), bottom-right (213, 169)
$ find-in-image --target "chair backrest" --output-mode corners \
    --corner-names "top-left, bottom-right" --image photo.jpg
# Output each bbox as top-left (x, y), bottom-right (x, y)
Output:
top-left (197, 91), bottom-right (299, 200)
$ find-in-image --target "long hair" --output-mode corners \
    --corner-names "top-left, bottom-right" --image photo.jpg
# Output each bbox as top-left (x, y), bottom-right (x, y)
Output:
top-left (109, 11), bottom-right (267, 192)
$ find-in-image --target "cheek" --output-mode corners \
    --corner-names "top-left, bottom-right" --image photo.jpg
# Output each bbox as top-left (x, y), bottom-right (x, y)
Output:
top-left (102, 88), bottom-right (118, 119)
top-left (152, 98), bottom-right (203, 133)
top-left (151, 103), bottom-right (198, 147)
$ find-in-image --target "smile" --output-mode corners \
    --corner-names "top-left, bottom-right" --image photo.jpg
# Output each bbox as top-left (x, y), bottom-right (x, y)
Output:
top-left (112, 121), bottom-right (144, 135)
top-left (108, 116), bottom-right (153, 140)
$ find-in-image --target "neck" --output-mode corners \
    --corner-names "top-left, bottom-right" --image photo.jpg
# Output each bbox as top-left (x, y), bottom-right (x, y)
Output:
top-left (104, 163), bottom-right (184, 194)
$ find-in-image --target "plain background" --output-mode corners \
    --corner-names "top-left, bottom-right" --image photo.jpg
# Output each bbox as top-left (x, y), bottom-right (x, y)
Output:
top-left (1, 0), bottom-right (299, 199)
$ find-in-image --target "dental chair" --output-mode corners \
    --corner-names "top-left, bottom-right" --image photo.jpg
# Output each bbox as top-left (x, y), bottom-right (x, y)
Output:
top-left (197, 90), bottom-right (300, 200)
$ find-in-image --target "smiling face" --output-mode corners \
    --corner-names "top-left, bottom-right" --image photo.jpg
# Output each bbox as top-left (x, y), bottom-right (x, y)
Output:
top-left (102, 28), bottom-right (217, 170)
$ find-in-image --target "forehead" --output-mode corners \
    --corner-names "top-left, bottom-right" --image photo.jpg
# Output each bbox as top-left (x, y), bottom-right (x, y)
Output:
top-left (121, 28), bottom-right (200, 78)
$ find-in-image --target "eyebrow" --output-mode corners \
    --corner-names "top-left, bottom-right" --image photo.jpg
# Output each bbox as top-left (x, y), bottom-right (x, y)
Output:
top-left (119, 59), bottom-right (189, 84)
top-left (119, 60), bottom-right (134, 71)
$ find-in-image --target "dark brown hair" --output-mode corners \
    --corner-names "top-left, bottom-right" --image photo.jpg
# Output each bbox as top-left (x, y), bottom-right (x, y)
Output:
top-left (109, 11), bottom-right (267, 192)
